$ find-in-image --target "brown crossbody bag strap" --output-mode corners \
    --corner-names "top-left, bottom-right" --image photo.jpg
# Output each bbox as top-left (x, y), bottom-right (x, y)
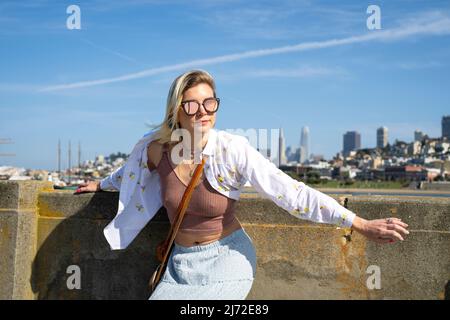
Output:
top-left (149, 155), bottom-right (206, 292)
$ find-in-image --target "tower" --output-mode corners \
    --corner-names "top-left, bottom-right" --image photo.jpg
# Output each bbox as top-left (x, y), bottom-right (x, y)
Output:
top-left (377, 126), bottom-right (388, 148)
top-left (300, 126), bottom-right (310, 164)
top-left (278, 127), bottom-right (287, 167)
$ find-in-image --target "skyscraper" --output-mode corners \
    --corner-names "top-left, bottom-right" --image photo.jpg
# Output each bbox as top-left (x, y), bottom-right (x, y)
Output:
top-left (343, 131), bottom-right (361, 156)
top-left (278, 127), bottom-right (287, 167)
top-left (442, 116), bottom-right (450, 140)
top-left (377, 126), bottom-right (388, 148)
top-left (299, 126), bottom-right (310, 164)
top-left (414, 130), bottom-right (424, 142)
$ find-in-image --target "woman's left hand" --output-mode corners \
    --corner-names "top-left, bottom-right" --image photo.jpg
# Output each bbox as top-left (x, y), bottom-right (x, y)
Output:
top-left (351, 216), bottom-right (410, 244)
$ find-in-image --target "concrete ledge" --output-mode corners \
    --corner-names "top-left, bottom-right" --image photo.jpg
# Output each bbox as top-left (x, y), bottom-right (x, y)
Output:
top-left (1, 181), bottom-right (449, 299)
top-left (0, 181), bottom-right (53, 299)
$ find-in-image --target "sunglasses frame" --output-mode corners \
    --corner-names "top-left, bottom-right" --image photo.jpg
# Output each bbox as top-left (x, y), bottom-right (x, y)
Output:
top-left (180, 97), bottom-right (220, 116)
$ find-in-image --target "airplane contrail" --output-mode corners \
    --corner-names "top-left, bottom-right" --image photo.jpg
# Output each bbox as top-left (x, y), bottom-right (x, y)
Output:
top-left (39, 15), bottom-right (450, 92)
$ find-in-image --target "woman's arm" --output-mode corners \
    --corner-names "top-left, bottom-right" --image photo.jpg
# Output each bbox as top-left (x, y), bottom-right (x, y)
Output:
top-left (99, 165), bottom-right (125, 191)
top-left (234, 137), bottom-right (409, 243)
top-left (76, 165), bottom-right (125, 193)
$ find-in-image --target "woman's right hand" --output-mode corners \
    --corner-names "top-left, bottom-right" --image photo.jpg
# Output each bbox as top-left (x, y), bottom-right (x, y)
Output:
top-left (75, 181), bottom-right (101, 194)
top-left (351, 216), bottom-right (409, 243)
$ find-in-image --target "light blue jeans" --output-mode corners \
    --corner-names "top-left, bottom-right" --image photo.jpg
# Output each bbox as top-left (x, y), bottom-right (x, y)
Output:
top-left (148, 228), bottom-right (257, 300)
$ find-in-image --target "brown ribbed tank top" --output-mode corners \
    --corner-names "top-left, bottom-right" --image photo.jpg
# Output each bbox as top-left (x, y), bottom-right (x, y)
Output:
top-left (154, 143), bottom-right (237, 235)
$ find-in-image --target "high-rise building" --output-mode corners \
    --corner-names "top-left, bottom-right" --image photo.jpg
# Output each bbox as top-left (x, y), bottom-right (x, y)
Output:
top-left (286, 146), bottom-right (300, 162)
top-left (414, 130), bottom-right (424, 142)
top-left (377, 126), bottom-right (388, 148)
top-left (278, 127), bottom-right (287, 167)
top-left (299, 126), bottom-right (310, 164)
top-left (442, 116), bottom-right (450, 140)
top-left (343, 131), bottom-right (361, 156)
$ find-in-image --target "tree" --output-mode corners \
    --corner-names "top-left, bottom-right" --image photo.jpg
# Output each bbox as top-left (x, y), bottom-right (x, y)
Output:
top-left (306, 171), bottom-right (321, 184)
top-left (108, 152), bottom-right (128, 163)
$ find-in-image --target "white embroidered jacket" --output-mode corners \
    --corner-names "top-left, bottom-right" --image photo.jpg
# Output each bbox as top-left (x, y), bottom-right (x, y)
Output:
top-left (100, 127), bottom-right (356, 250)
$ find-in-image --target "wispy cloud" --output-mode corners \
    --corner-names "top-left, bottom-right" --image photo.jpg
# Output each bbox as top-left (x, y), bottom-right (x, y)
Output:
top-left (79, 38), bottom-right (141, 65)
top-left (212, 65), bottom-right (348, 83)
top-left (245, 66), bottom-right (346, 78)
top-left (39, 13), bottom-right (450, 92)
top-left (192, 1), bottom-right (362, 40)
top-left (397, 61), bottom-right (444, 70)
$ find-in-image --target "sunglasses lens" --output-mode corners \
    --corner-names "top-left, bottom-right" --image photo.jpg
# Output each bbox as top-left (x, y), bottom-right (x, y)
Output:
top-left (204, 98), bottom-right (218, 112)
top-left (183, 101), bottom-right (199, 115)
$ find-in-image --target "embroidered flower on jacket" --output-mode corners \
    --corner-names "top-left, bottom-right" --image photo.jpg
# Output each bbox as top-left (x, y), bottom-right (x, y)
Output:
top-left (217, 174), bottom-right (225, 183)
top-left (141, 185), bottom-right (146, 193)
top-left (228, 165), bottom-right (237, 177)
top-left (339, 212), bottom-right (348, 226)
top-left (135, 203), bottom-right (144, 212)
top-left (291, 207), bottom-right (308, 216)
top-left (129, 172), bottom-right (135, 180)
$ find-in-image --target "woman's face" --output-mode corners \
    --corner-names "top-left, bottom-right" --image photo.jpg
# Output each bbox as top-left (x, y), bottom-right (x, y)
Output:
top-left (177, 82), bottom-right (217, 135)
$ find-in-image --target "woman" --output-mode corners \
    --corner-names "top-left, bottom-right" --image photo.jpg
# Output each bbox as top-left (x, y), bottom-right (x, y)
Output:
top-left (76, 69), bottom-right (409, 300)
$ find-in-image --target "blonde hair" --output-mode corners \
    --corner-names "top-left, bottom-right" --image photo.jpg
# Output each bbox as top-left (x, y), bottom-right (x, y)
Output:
top-left (148, 69), bottom-right (217, 144)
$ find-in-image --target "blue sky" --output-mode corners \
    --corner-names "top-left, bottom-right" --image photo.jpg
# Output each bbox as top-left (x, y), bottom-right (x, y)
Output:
top-left (1, 0), bottom-right (449, 170)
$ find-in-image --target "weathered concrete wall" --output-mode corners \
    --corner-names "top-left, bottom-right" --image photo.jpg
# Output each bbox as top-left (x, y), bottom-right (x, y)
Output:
top-left (421, 182), bottom-right (450, 191)
top-left (0, 181), bottom-right (53, 299)
top-left (0, 181), bottom-right (449, 300)
top-left (244, 195), bottom-right (450, 300)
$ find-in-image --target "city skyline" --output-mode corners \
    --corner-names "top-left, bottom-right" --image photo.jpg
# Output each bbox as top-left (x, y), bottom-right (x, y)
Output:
top-left (1, 1), bottom-right (449, 170)
top-left (45, 115), bottom-right (449, 172)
